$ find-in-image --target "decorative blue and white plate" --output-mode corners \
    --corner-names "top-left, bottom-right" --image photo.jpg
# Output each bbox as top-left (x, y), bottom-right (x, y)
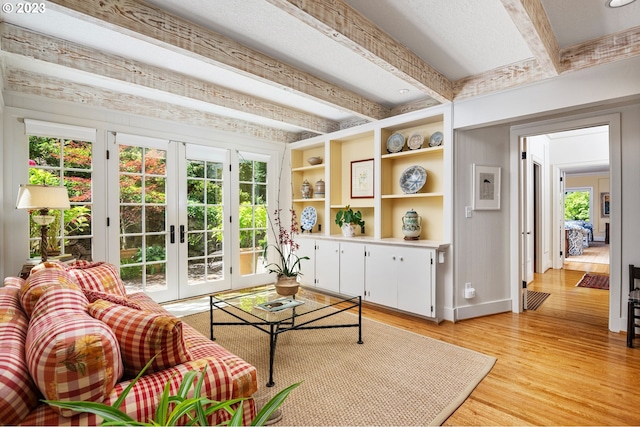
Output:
top-left (386, 132), bottom-right (405, 153)
top-left (407, 133), bottom-right (423, 150)
top-left (399, 165), bottom-right (427, 194)
top-left (429, 131), bottom-right (443, 147)
top-left (300, 206), bottom-right (317, 231)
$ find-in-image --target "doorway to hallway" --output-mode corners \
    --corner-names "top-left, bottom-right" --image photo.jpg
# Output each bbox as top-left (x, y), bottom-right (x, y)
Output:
top-left (511, 112), bottom-right (621, 332)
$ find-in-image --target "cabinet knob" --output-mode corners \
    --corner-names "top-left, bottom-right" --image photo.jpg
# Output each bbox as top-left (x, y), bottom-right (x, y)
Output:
top-left (399, 257), bottom-right (404, 261)
top-left (392, 256), bottom-right (396, 260)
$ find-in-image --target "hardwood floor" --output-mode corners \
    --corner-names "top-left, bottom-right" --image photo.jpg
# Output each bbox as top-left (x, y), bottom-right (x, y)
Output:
top-left (359, 264), bottom-right (640, 425)
top-left (564, 241), bottom-right (610, 274)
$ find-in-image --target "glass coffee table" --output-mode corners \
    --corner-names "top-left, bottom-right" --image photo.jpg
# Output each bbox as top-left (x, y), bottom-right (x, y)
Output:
top-left (210, 285), bottom-right (363, 387)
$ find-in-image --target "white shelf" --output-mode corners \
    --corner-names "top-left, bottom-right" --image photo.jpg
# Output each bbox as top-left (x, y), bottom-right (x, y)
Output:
top-left (294, 198), bottom-right (325, 203)
top-left (381, 192), bottom-right (443, 199)
top-left (292, 164), bottom-right (325, 172)
top-left (381, 145), bottom-right (443, 160)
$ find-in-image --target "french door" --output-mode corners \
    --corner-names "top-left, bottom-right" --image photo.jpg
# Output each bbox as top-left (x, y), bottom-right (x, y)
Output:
top-left (108, 133), bottom-right (231, 302)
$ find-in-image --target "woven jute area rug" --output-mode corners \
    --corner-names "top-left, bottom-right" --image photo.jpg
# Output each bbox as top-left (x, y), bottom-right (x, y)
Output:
top-left (182, 309), bottom-right (496, 426)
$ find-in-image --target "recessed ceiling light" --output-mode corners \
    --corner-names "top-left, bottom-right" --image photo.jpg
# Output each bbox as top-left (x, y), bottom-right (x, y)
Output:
top-left (398, 89), bottom-right (409, 94)
top-left (606, 0), bottom-right (636, 7)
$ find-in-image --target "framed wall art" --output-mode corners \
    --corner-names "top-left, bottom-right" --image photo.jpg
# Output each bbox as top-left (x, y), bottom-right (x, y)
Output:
top-left (472, 164), bottom-right (501, 210)
top-left (601, 192), bottom-right (610, 217)
top-left (351, 158), bottom-right (374, 198)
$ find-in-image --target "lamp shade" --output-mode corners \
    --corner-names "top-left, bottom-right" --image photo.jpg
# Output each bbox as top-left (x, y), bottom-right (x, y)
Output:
top-left (16, 184), bottom-right (70, 210)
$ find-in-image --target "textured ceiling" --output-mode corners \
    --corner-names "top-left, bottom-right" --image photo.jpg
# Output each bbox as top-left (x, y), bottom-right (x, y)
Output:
top-left (0, 0), bottom-right (638, 141)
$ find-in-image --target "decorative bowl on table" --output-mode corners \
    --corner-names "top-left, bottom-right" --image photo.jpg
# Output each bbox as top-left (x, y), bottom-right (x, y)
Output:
top-left (307, 156), bottom-right (323, 165)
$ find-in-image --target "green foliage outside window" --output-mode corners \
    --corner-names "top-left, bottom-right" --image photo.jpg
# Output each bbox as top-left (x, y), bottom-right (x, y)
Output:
top-left (28, 136), bottom-right (92, 255)
top-left (565, 191), bottom-right (590, 221)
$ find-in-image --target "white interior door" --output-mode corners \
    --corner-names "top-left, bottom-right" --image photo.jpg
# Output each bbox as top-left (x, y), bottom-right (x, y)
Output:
top-left (525, 148), bottom-right (535, 283)
top-left (520, 137), bottom-right (534, 309)
top-left (560, 170), bottom-right (566, 263)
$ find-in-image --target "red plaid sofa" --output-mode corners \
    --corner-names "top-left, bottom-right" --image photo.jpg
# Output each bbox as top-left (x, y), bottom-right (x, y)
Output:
top-left (0, 261), bottom-right (258, 426)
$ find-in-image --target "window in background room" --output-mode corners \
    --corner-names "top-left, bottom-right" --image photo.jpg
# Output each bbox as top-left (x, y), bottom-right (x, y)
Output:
top-left (564, 188), bottom-right (591, 221)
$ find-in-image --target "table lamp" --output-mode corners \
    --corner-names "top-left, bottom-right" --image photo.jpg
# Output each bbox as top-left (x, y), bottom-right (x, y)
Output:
top-left (16, 184), bottom-right (70, 262)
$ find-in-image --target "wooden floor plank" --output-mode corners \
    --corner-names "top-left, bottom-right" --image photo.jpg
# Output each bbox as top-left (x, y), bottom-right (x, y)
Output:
top-left (356, 264), bottom-right (640, 425)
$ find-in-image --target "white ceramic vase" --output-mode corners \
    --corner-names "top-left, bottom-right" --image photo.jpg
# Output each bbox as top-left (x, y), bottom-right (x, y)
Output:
top-left (341, 223), bottom-right (356, 237)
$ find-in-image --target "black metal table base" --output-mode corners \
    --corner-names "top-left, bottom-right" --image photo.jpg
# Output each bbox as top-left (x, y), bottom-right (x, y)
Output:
top-left (210, 294), bottom-right (363, 387)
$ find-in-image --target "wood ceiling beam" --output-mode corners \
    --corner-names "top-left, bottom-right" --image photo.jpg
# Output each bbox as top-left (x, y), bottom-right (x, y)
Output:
top-left (266, 0), bottom-right (452, 103)
top-left (5, 68), bottom-right (299, 143)
top-left (455, 25), bottom-right (640, 100)
top-left (561, 26), bottom-right (640, 72)
top-left (453, 58), bottom-right (548, 100)
top-left (0, 23), bottom-right (338, 135)
top-left (46, 0), bottom-right (390, 121)
top-left (391, 97), bottom-right (442, 117)
top-left (500, 0), bottom-right (562, 76)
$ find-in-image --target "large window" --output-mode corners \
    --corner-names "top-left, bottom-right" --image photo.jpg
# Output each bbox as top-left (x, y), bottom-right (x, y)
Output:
top-left (238, 158), bottom-right (268, 276)
top-left (27, 134), bottom-right (93, 260)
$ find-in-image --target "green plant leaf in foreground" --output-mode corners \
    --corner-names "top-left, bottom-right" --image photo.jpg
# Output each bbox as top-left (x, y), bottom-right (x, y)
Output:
top-left (250, 382), bottom-right (302, 427)
top-left (44, 351), bottom-right (300, 426)
top-left (40, 400), bottom-right (140, 425)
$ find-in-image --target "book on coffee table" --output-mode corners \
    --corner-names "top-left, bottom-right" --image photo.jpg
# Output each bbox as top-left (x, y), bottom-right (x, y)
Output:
top-left (255, 298), bottom-right (304, 312)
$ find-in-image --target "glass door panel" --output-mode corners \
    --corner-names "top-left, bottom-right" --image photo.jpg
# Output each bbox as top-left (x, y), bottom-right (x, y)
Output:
top-left (115, 136), bottom-right (174, 300)
top-left (238, 159), bottom-right (268, 276)
top-left (180, 144), bottom-right (230, 298)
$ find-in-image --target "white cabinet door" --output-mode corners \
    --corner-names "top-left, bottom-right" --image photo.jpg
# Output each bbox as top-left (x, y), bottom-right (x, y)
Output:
top-left (315, 240), bottom-right (340, 292)
top-left (364, 245), bottom-right (398, 307)
top-left (366, 245), bottom-right (435, 317)
top-left (296, 237), bottom-right (316, 286)
top-left (339, 241), bottom-right (365, 296)
top-left (396, 247), bottom-right (435, 317)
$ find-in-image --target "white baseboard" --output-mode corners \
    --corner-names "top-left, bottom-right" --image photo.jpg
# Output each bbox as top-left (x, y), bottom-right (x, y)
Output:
top-left (455, 299), bottom-right (512, 321)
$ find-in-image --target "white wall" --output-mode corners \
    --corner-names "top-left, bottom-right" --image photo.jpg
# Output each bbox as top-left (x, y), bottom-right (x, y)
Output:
top-left (453, 56), bottom-right (640, 130)
top-left (453, 125), bottom-right (512, 320)
top-left (0, 66), bottom-right (4, 281)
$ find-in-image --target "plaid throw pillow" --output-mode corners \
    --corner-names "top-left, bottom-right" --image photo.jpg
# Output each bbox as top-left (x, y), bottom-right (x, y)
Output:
top-left (83, 289), bottom-right (142, 310)
top-left (20, 268), bottom-right (80, 318)
top-left (87, 300), bottom-right (192, 377)
top-left (66, 262), bottom-right (127, 297)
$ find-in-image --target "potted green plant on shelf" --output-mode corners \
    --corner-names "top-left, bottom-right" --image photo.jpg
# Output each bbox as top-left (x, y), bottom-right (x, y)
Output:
top-left (335, 205), bottom-right (365, 237)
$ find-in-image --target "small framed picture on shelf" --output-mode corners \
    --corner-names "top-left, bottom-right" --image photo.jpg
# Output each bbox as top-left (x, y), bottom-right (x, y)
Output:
top-left (351, 158), bottom-right (374, 198)
top-left (472, 164), bottom-right (501, 210)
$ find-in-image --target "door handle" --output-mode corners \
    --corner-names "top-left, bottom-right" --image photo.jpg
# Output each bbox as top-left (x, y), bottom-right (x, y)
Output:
top-left (170, 225), bottom-right (175, 244)
top-left (180, 225), bottom-right (185, 243)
